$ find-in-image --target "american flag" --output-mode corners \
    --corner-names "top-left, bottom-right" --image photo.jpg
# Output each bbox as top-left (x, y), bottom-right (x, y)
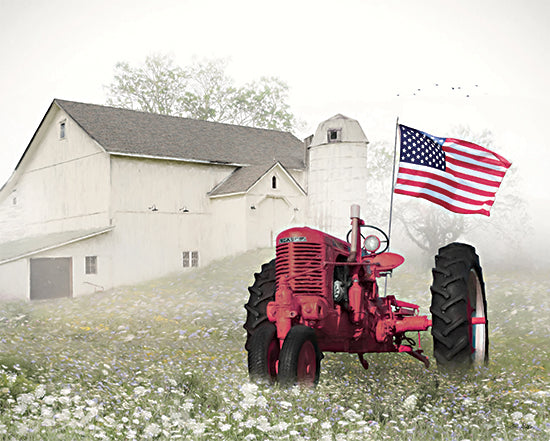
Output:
top-left (394, 124), bottom-right (512, 216)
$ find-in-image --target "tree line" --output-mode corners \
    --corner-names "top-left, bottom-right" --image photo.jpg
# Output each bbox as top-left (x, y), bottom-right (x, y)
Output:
top-left (105, 55), bottom-right (299, 132)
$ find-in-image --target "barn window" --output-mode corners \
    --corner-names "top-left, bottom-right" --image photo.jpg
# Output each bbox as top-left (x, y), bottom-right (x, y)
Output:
top-left (60, 121), bottom-right (66, 139)
top-left (183, 251), bottom-right (199, 268)
top-left (271, 176), bottom-right (277, 189)
top-left (327, 129), bottom-right (341, 143)
top-left (85, 256), bottom-right (97, 274)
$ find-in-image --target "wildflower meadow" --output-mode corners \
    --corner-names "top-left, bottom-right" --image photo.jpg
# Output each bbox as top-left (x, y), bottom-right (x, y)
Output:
top-left (0, 249), bottom-right (549, 440)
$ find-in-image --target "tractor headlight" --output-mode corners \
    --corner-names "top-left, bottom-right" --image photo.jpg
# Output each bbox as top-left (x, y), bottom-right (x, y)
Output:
top-left (364, 235), bottom-right (381, 253)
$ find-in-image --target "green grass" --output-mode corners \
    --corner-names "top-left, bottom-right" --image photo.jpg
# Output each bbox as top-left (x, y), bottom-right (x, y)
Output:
top-left (0, 248), bottom-right (549, 440)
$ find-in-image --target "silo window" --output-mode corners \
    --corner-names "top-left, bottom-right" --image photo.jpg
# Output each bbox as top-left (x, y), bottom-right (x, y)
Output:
top-left (327, 129), bottom-right (341, 143)
top-left (272, 176), bottom-right (277, 189)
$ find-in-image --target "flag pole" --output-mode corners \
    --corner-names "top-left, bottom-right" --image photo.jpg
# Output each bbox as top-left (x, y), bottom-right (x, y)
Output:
top-left (384, 117), bottom-right (399, 296)
top-left (387, 117), bottom-right (400, 248)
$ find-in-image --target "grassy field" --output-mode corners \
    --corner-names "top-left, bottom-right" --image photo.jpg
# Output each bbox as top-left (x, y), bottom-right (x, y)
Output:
top-left (0, 248), bottom-right (549, 440)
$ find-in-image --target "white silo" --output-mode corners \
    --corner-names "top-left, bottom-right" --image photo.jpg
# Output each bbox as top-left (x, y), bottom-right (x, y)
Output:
top-left (307, 114), bottom-right (369, 238)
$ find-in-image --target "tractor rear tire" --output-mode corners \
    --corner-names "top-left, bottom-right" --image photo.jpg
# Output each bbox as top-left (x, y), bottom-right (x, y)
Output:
top-left (247, 323), bottom-right (280, 384)
top-left (244, 260), bottom-right (276, 351)
top-left (430, 243), bottom-right (489, 369)
top-left (278, 325), bottom-right (322, 387)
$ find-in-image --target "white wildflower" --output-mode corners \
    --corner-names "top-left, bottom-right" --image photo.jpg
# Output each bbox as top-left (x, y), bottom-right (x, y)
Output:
top-left (511, 411), bottom-right (523, 422)
top-left (272, 421), bottom-right (290, 431)
top-left (189, 420), bottom-right (205, 435)
top-left (403, 394), bottom-right (417, 411)
top-left (43, 395), bottom-right (56, 405)
top-left (34, 384), bottom-right (46, 398)
top-left (279, 400), bottom-right (292, 409)
top-left (144, 423), bottom-right (161, 437)
top-left (6, 374), bottom-right (16, 383)
top-left (241, 383), bottom-right (259, 395)
top-left (220, 423), bottom-right (231, 432)
top-left (57, 409), bottom-right (72, 422)
top-left (256, 395), bottom-right (268, 408)
top-left (58, 396), bottom-right (71, 406)
top-left (303, 415), bottom-right (318, 424)
top-left (17, 393), bottom-right (34, 405)
top-left (344, 408), bottom-right (359, 420)
top-left (321, 421), bottom-right (332, 430)
top-left (60, 387), bottom-right (71, 396)
top-left (181, 400), bottom-right (194, 412)
top-left (134, 386), bottom-right (147, 396)
top-left (524, 413), bottom-right (536, 425)
top-left (256, 415), bottom-right (271, 432)
top-left (241, 395), bottom-right (256, 410)
top-left (13, 403), bottom-right (27, 414)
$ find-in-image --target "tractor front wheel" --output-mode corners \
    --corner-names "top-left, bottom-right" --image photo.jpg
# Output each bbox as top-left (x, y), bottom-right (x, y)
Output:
top-left (430, 243), bottom-right (488, 369)
top-left (278, 325), bottom-right (322, 387)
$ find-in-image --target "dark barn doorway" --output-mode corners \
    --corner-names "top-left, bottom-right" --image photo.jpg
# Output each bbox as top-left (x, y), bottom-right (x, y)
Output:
top-left (30, 257), bottom-right (73, 300)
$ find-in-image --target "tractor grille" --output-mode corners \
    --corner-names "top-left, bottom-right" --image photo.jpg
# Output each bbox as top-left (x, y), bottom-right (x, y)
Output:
top-left (276, 242), bottom-right (324, 296)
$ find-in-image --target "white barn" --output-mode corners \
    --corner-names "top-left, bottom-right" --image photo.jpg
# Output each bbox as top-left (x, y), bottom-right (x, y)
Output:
top-left (0, 100), bottom-right (368, 300)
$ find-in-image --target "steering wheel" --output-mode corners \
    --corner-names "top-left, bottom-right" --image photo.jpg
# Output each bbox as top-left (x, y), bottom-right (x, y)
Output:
top-left (346, 224), bottom-right (390, 256)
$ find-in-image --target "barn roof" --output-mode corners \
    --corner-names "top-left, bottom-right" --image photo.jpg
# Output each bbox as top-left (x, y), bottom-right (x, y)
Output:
top-left (0, 226), bottom-right (114, 265)
top-left (55, 99), bottom-right (306, 169)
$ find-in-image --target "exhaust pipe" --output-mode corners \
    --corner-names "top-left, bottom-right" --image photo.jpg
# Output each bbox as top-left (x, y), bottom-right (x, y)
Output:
top-left (348, 204), bottom-right (361, 262)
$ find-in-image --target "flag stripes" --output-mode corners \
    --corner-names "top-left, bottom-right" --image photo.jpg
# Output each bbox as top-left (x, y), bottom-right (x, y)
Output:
top-left (394, 125), bottom-right (511, 216)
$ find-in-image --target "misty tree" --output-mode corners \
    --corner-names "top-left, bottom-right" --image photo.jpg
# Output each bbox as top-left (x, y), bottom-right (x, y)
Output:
top-left (105, 55), bottom-right (300, 132)
top-left (365, 127), bottom-right (527, 258)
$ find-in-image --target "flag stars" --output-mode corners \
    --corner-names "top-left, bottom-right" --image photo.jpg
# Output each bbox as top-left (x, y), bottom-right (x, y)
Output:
top-left (399, 125), bottom-right (446, 171)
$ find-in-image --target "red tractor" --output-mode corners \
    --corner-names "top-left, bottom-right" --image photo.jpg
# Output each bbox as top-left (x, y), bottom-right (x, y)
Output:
top-left (244, 205), bottom-right (488, 386)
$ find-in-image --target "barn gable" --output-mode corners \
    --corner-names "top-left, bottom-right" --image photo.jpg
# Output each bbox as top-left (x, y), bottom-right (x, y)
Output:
top-left (208, 162), bottom-right (305, 198)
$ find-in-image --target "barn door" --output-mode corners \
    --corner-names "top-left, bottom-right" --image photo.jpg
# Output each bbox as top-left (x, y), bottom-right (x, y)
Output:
top-left (30, 258), bottom-right (73, 300)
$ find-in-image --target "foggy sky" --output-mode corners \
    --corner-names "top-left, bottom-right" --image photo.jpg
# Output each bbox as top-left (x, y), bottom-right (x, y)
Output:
top-left (0, 0), bottom-right (549, 249)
